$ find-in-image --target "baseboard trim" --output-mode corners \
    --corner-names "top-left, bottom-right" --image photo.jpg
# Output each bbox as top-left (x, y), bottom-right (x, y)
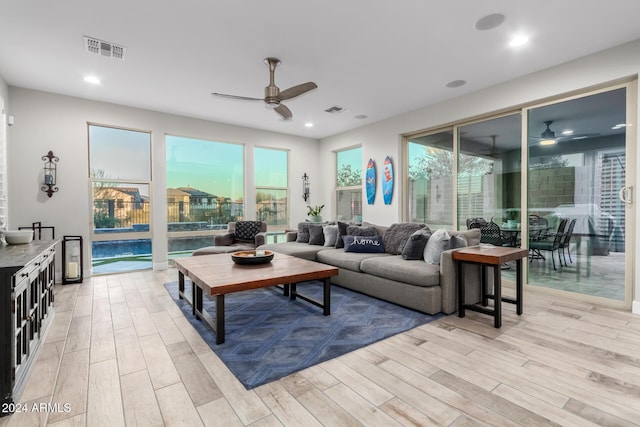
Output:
top-left (153, 262), bottom-right (169, 271)
top-left (633, 300), bottom-right (640, 315)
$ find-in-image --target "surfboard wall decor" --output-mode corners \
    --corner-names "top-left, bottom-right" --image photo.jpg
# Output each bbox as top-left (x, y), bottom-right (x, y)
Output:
top-left (382, 155), bottom-right (394, 205)
top-left (365, 158), bottom-right (376, 204)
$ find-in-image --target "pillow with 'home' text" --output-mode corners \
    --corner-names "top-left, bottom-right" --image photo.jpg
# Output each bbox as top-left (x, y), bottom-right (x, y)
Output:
top-left (342, 235), bottom-right (385, 253)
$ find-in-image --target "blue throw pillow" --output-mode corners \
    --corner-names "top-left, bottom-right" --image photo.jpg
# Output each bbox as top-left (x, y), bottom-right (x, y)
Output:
top-left (342, 235), bottom-right (385, 253)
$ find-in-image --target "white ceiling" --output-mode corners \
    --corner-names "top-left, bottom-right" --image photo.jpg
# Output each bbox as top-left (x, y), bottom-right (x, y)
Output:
top-left (1, 1), bottom-right (640, 140)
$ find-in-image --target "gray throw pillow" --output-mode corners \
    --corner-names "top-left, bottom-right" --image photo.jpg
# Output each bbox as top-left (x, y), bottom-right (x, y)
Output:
top-left (308, 223), bottom-right (325, 245)
top-left (383, 222), bottom-right (429, 255)
top-left (346, 225), bottom-right (378, 237)
top-left (335, 221), bottom-right (349, 249)
top-left (401, 229), bottom-right (432, 260)
top-left (449, 234), bottom-right (468, 250)
top-left (423, 229), bottom-right (450, 264)
top-left (296, 222), bottom-right (310, 243)
top-left (323, 224), bottom-right (339, 247)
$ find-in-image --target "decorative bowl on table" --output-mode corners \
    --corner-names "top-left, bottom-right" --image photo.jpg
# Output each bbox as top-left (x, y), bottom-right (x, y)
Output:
top-left (4, 230), bottom-right (34, 245)
top-left (231, 250), bottom-right (274, 265)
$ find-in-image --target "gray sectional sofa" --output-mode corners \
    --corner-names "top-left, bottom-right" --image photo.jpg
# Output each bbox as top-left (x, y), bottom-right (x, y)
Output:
top-left (258, 222), bottom-right (482, 315)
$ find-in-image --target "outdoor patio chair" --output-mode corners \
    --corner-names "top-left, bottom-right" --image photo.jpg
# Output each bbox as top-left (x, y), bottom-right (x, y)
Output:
top-left (192, 221), bottom-right (268, 255)
top-left (529, 218), bottom-right (567, 270)
top-left (467, 217), bottom-right (488, 230)
top-left (559, 218), bottom-right (577, 265)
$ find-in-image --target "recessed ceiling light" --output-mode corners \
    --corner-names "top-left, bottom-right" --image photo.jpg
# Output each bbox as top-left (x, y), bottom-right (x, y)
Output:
top-left (84, 75), bottom-right (100, 84)
top-left (509, 36), bottom-right (529, 47)
top-left (562, 130), bottom-right (574, 135)
top-left (446, 80), bottom-right (466, 88)
top-left (304, 122), bottom-right (314, 128)
top-left (354, 115), bottom-right (368, 120)
top-left (474, 13), bottom-right (506, 31)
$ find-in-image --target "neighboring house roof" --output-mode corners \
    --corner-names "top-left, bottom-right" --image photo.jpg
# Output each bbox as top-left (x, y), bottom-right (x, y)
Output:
top-left (176, 187), bottom-right (217, 199)
top-left (167, 188), bottom-right (191, 198)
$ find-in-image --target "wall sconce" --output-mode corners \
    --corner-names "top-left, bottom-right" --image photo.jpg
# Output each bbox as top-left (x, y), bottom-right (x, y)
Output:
top-left (41, 150), bottom-right (59, 198)
top-left (302, 173), bottom-right (310, 201)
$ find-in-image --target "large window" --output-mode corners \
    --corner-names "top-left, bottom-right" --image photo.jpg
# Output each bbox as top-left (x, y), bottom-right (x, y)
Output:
top-left (407, 131), bottom-right (454, 228)
top-left (166, 135), bottom-right (244, 255)
top-left (457, 113), bottom-right (522, 230)
top-left (255, 147), bottom-right (288, 230)
top-left (335, 147), bottom-right (362, 222)
top-left (89, 125), bottom-right (152, 274)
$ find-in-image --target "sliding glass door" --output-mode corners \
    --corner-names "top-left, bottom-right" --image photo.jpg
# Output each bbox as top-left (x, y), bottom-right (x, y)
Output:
top-left (526, 87), bottom-right (631, 303)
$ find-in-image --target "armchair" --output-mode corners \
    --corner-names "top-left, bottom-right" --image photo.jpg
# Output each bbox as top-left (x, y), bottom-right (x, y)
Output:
top-left (192, 221), bottom-right (268, 256)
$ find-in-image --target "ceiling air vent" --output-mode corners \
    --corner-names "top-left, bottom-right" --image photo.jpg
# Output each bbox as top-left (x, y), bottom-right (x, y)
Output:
top-left (84, 36), bottom-right (126, 60)
top-left (324, 105), bottom-right (348, 114)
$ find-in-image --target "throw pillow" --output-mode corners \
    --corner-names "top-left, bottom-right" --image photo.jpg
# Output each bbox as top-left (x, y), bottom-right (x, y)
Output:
top-left (383, 222), bottom-right (429, 255)
top-left (343, 235), bottom-right (385, 253)
top-left (401, 229), bottom-right (432, 260)
top-left (323, 224), bottom-right (339, 247)
top-left (335, 221), bottom-right (349, 249)
top-left (346, 225), bottom-right (378, 237)
top-left (234, 221), bottom-right (263, 242)
top-left (423, 229), bottom-right (450, 264)
top-left (295, 222), bottom-right (310, 243)
top-left (449, 234), bottom-right (468, 249)
top-left (308, 223), bottom-right (325, 245)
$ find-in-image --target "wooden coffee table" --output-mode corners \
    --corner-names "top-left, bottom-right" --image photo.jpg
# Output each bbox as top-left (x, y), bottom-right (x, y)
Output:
top-left (173, 252), bottom-right (339, 344)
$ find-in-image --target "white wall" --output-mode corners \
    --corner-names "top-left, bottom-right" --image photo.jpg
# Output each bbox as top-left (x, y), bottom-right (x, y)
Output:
top-left (0, 75), bottom-right (8, 104)
top-left (319, 39), bottom-right (640, 313)
top-left (6, 88), bottom-right (319, 274)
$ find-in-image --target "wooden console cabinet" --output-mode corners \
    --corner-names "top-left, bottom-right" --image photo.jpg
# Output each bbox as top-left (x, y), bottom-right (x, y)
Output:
top-left (0, 240), bottom-right (58, 413)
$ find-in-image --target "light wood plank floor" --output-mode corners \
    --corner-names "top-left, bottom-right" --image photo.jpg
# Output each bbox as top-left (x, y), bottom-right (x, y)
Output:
top-left (2, 268), bottom-right (639, 426)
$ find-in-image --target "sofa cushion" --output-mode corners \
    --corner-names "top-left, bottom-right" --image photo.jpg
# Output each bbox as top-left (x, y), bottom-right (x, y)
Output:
top-left (343, 235), bottom-right (385, 253)
top-left (257, 242), bottom-right (325, 261)
top-left (401, 229), bottom-right (432, 260)
top-left (296, 222), bottom-right (310, 243)
top-left (335, 221), bottom-right (349, 249)
top-left (323, 224), bottom-right (339, 247)
top-left (383, 222), bottom-right (429, 255)
top-left (362, 221), bottom-right (389, 237)
top-left (423, 229), bottom-right (451, 264)
top-left (316, 248), bottom-right (391, 272)
top-left (234, 221), bottom-right (263, 242)
top-left (308, 223), bottom-right (325, 245)
top-left (360, 256), bottom-right (441, 287)
top-left (450, 228), bottom-right (481, 247)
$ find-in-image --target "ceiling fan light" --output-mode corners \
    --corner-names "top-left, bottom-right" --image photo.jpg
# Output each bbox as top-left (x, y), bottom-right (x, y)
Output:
top-left (540, 139), bottom-right (557, 146)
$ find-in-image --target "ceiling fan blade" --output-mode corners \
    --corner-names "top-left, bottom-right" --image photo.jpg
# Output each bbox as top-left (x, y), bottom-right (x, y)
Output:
top-left (278, 82), bottom-right (317, 101)
top-left (211, 92), bottom-right (263, 102)
top-left (274, 104), bottom-right (292, 119)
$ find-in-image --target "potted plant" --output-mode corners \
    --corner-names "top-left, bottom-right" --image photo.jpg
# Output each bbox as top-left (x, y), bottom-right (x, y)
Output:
top-left (307, 204), bottom-right (324, 222)
top-left (505, 209), bottom-right (519, 228)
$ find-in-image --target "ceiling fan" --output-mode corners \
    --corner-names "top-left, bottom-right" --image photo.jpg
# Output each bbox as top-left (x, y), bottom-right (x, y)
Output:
top-left (533, 120), bottom-right (600, 145)
top-left (212, 57), bottom-right (317, 120)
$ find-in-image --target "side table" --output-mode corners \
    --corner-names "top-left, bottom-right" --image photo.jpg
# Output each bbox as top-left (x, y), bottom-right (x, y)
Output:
top-left (453, 246), bottom-right (528, 328)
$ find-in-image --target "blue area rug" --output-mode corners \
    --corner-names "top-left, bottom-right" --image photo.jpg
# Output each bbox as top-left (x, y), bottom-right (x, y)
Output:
top-left (164, 280), bottom-right (443, 389)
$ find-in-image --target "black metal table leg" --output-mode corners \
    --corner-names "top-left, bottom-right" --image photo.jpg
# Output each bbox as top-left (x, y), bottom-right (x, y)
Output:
top-left (457, 260), bottom-right (465, 318)
top-left (290, 283), bottom-right (297, 300)
top-left (323, 278), bottom-right (331, 315)
top-left (215, 295), bottom-right (225, 345)
top-left (178, 272), bottom-right (184, 300)
top-left (516, 259), bottom-right (523, 315)
top-left (493, 265), bottom-right (502, 328)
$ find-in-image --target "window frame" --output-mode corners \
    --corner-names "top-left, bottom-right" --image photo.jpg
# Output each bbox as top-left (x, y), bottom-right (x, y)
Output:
top-left (254, 146), bottom-right (290, 231)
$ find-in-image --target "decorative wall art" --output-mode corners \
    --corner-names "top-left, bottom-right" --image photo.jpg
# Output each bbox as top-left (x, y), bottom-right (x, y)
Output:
top-left (365, 158), bottom-right (376, 204)
top-left (382, 155), bottom-right (394, 205)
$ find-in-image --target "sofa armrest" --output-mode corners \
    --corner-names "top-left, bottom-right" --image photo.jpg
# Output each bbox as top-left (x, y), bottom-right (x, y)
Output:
top-left (254, 232), bottom-right (267, 247)
top-left (440, 247), bottom-right (482, 314)
top-left (285, 231), bottom-right (298, 242)
top-left (214, 232), bottom-right (235, 246)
